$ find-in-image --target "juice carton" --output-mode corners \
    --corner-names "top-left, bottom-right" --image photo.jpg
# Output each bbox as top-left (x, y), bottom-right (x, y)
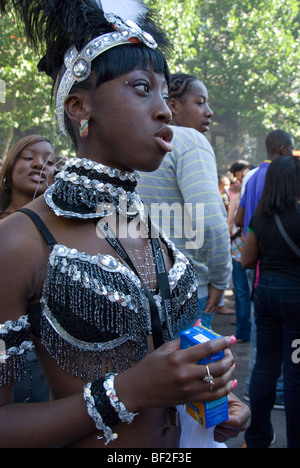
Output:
top-left (180, 325), bottom-right (229, 429)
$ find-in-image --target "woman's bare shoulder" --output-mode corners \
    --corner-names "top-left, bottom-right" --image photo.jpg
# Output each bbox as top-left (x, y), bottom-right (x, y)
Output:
top-left (0, 198), bottom-right (52, 322)
top-left (0, 199), bottom-right (48, 252)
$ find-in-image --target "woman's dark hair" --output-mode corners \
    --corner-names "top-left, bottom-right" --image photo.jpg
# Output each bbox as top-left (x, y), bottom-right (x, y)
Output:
top-left (0, 135), bottom-right (53, 212)
top-left (256, 155), bottom-right (300, 216)
top-left (64, 44), bottom-right (171, 145)
top-left (168, 73), bottom-right (199, 101)
top-left (229, 160), bottom-right (250, 176)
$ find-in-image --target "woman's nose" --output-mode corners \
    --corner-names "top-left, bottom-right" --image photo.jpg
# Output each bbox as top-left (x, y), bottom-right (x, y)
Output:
top-left (206, 104), bottom-right (214, 118)
top-left (32, 155), bottom-right (45, 169)
top-left (155, 98), bottom-right (172, 124)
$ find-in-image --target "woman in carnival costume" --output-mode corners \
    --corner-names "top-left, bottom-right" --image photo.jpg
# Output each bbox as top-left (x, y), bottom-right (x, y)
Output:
top-left (0, 0), bottom-right (249, 448)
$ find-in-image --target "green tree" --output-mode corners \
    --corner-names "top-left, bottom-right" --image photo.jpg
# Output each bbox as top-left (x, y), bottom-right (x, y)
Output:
top-left (149, 0), bottom-right (300, 166)
top-left (1, 2), bottom-right (299, 166)
top-left (0, 15), bottom-right (55, 159)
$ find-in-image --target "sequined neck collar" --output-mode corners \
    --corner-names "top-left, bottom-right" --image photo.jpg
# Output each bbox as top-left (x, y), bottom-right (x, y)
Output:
top-left (45, 157), bottom-right (144, 220)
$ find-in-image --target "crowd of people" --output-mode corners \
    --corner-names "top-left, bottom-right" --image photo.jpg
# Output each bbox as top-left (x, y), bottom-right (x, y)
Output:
top-left (0, 0), bottom-right (299, 450)
top-left (218, 131), bottom-right (299, 448)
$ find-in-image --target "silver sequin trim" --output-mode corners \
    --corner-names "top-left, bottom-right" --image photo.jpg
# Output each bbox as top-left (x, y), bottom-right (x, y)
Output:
top-left (43, 303), bottom-right (129, 352)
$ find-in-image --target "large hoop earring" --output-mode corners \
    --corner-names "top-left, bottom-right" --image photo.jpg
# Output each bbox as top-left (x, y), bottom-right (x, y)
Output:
top-left (3, 177), bottom-right (11, 190)
top-left (79, 119), bottom-right (89, 139)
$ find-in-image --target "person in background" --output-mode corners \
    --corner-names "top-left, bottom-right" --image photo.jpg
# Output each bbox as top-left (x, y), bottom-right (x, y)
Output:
top-left (167, 73), bottom-right (214, 134)
top-left (218, 174), bottom-right (231, 214)
top-left (138, 73), bottom-right (232, 329)
top-left (235, 130), bottom-right (295, 237)
top-left (217, 173), bottom-right (235, 316)
top-left (0, 134), bottom-right (56, 403)
top-left (229, 161), bottom-right (250, 187)
top-left (235, 129), bottom-right (295, 406)
top-left (0, 135), bottom-right (56, 220)
top-left (227, 165), bottom-right (251, 343)
top-left (240, 164), bottom-right (257, 198)
top-left (242, 155), bottom-right (300, 448)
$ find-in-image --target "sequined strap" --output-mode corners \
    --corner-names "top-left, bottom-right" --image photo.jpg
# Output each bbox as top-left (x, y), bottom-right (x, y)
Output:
top-left (0, 316), bottom-right (34, 387)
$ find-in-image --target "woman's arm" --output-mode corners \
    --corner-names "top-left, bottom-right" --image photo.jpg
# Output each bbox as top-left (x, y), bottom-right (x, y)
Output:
top-left (227, 194), bottom-right (240, 233)
top-left (241, 229), bottom-right (260, 269)
top-left (235, 206), bottom-right (245, 229)
top-left (0, 390), bottom-right (96, 448)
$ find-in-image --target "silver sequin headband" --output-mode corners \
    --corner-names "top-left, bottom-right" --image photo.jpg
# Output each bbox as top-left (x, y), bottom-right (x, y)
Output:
top-left (56, 13), bottom-right (157, 135)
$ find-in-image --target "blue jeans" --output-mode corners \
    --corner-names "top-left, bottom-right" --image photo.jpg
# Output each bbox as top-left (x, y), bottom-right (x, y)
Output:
top-left (245, 276), bottom-right (300, 448)
top-left (244, 270), bottom-right (284, 399)
top-left (197, 297), bottom-right (212, 329)
top-left (232, 260), bottom-right (251, 341)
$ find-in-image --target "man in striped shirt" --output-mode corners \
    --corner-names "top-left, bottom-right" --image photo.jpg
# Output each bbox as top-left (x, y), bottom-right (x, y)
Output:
top-left (137, 74), bottom-right (231, 329)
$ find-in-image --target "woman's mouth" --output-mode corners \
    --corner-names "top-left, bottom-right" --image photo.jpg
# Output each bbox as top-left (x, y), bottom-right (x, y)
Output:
top-left (29, 171), bottom-right (46, 183)
top-left (154, 126), bottom-right (174, 153)
top-left (202, 120), bottom-right (211, 132)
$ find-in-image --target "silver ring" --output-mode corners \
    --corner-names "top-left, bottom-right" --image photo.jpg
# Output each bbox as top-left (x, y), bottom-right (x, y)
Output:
top-left (203, 365), bottom-right (215, 391)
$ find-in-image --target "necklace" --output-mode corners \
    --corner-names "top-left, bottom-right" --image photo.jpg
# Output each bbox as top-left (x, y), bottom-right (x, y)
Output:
top-left (44, 157), bottom-right (146, 221)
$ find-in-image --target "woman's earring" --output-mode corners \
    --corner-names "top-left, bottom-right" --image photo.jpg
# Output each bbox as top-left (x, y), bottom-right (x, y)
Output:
top-left (79, 119), bottom-right (89, 138)
top-left (3, 177), bottom-right (11, 190)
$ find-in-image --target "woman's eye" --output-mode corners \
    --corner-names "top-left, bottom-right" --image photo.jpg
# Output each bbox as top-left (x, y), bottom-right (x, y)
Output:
top-left (135, 82), bottom-right (150, 93)
top-left (127, 80), bottom-right (150, 93)
top-left (197, 100), bottom-right (205, 106)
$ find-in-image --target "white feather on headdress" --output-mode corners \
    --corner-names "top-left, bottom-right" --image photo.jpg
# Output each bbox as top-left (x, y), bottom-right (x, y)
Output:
top-left (96, 0), bottom-right (148, 23)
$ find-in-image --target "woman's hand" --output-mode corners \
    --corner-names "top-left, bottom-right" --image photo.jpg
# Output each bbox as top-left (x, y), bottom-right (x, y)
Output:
top-left (205, 285), bottom-right (224, 314)
top-left (214, 392), bottom-right (251, 443)
top-left (115, 336), bottom-right (236, 413)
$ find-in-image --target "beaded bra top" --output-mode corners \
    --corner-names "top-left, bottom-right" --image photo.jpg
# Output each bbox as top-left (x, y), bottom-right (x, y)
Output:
top-left (0, 158), bottom-right (198, 386)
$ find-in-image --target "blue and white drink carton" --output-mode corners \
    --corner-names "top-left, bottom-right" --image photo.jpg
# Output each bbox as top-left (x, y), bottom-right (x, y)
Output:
top-left (180, 325), bottom-right (229, 429)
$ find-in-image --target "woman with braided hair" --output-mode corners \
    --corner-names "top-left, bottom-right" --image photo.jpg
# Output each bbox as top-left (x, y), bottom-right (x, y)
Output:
top-left (0, 0), bottom-right (248, 448)
top-left (168, 73), bottom-right (214, 134)
top-left (138, 71), bottom-right (232, 330)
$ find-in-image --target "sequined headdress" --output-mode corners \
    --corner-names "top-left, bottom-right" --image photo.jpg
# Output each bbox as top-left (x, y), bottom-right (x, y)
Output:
top-left (55, 0), bottom-right (159, 135)
top-left (0, 0), bottom-right (170, 135)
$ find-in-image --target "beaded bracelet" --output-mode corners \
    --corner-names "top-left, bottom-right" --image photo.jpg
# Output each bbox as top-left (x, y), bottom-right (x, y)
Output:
top-left (83, 374), bottom-right (138, 445)
top-left (83, 380), bottom-right (118, 444)
top-left (103, 373), bottom-right (138, 424)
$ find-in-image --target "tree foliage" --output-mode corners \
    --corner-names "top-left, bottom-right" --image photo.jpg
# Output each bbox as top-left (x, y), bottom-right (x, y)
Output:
top-left (0, 1), bottom-right (299, 164)
top-left (0, 15), bottom-right (55, 158)
top-left (149, 0), bottom-right (300, 163)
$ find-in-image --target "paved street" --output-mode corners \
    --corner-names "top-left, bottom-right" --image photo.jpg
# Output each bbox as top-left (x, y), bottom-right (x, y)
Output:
top-left (212, 290), bottom-right (287, 449)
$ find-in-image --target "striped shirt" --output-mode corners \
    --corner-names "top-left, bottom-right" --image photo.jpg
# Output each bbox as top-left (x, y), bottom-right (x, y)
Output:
top-left (137, 126), bottom-right (232, 298)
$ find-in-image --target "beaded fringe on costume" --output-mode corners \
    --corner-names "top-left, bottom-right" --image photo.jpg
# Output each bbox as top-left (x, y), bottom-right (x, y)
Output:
top-left (0, 316), bottom-right (34, 386)
top-left (40, 243), bottom-right (198, 381)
